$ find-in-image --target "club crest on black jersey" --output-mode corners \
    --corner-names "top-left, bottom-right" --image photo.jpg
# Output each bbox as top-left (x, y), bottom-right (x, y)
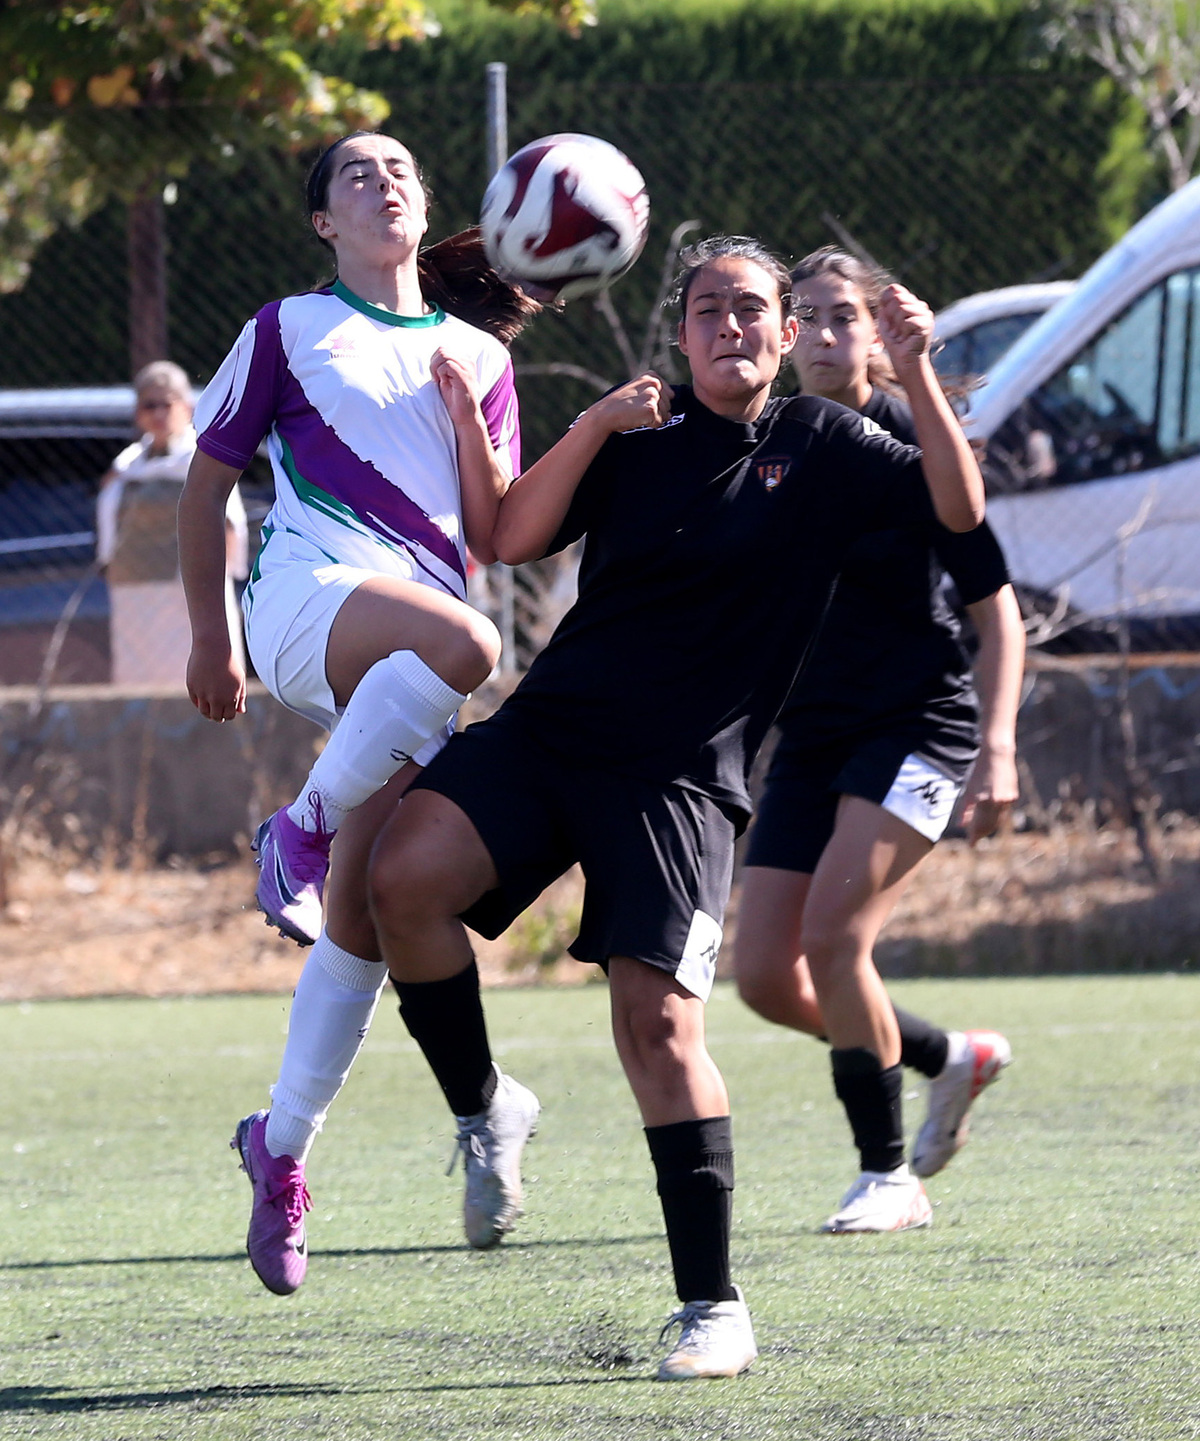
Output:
top-left (754, 456), bottom-right (791, 491)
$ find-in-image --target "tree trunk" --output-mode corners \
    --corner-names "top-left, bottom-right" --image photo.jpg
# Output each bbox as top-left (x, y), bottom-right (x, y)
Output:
top-left (127, 180), bottom-right (168, 372)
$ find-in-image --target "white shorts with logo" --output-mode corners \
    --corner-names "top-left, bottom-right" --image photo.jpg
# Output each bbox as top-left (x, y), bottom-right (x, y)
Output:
top-left (879, 753), bottom-right (963, 843)
top-left (747, 728), bottom-right (975, 874)
top-left (242, 527), bottom-right (451, 762)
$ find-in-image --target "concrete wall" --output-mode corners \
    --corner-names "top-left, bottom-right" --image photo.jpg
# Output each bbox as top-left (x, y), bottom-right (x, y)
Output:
top-left (0, 683), bottom-right (321, 861)
top-left (2, 663), bottom-right (1198, 862)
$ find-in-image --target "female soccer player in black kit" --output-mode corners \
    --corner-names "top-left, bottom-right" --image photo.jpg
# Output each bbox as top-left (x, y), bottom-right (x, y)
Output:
top-left (735, 247), bottom-right (1024, 1234)
top-left (367, 236), bottom-right (986, 1380)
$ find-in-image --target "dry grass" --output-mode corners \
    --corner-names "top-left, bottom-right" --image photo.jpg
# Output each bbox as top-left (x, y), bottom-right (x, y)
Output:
top-left (2, 818), bottom-right (1198, 1002)
top-left (872, 812), bottom-right (1200, 976)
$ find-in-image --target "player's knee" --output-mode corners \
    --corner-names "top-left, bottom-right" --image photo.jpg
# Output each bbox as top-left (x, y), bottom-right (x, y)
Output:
top-left (735, 965), bottom-right (787, 1025)
top-left (436, 610), bottom-right (501, 694)
top-left (798, 920), bottom-right (857, 981)
top-left (368, 836), bottom-right (454, 940)
top-left (620, 999), bottom-right (695, 1074)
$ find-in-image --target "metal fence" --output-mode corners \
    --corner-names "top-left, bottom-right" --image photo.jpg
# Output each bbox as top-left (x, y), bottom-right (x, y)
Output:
top-left (0, 71), bottom-right (1198, 714)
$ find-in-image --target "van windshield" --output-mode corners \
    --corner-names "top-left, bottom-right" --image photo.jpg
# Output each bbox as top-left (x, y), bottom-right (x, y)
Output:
top-left (986, 268), bottom-right (1200, 492)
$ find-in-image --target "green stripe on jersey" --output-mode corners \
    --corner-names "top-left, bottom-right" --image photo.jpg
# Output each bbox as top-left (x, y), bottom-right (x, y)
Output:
top-left (277, 438), bottom-right (407, 561)
top-left (331, 278), bottom-right (445, 328)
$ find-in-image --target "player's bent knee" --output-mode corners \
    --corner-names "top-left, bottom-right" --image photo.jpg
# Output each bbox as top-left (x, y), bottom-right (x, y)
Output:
top-left (620, 1001), bottom-right (699, 1073)
top-left (367, 841), bottom-right (458, 939)
top-left (735, 967), bottom-right (788, 1024)
top-left (436, 610), bottom-right (501, 693)
top-left (798, 923), bottom-right (858, 979)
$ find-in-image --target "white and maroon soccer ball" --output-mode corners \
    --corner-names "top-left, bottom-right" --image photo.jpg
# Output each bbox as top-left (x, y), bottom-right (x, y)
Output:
top-left (480, 133), bottom-right (649, 303)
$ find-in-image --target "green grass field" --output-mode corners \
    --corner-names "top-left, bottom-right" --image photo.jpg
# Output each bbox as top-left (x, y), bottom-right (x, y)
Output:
top-left (2, 975), bottom-right (1199, 1439)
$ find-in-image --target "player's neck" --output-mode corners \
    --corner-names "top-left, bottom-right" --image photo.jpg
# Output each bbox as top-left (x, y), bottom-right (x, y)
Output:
top-left (333, 255), bottom-right (429, 318)
top-left (690, 382), bottom-right (772, 426)
top-left (818, 375), bottom-right (873, 412)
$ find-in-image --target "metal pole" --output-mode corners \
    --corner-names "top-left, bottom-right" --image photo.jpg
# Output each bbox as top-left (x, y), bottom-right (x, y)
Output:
top-left (484, 62), bottom-right (517, 677)
top-left (485, 62), bottom-right (508, 181)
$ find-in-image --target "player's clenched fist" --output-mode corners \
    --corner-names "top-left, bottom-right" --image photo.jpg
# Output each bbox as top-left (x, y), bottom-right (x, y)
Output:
top-left (876, 284), bottom-right (934, 368)
top-left (431, 347), bottom-right (481, 423)
top-left (592, 372), bottom-right (672, 434)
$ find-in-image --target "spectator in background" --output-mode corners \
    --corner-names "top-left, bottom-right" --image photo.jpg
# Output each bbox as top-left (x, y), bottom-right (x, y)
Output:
top-left (97, 360), bottom-right (247, 685)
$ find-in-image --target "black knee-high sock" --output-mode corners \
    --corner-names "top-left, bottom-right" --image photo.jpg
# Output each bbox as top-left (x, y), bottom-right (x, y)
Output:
top-left (892, 1006), bottom-right (949, 1079)
top-left (393, 961), bottom-right (497, 1118)
top-left (645, 1117), bottom-right (736, 1304)
top-left (830, 1048), bottom-right (904, 1174)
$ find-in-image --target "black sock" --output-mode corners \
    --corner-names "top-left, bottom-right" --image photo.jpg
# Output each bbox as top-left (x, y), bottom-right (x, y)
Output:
top-left (893, 1006), bottom-right (949, 1079)
top-left (645, 1117), bottom-right (737, 1304)
top-left (830, 1048), bottom-right (904, 1174)
top-left (393, 961), bottom-right (497, 1117)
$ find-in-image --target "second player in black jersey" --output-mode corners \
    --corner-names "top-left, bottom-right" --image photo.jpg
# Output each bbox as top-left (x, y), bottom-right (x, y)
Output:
top-left (366, 236), bottom-right (986, 1380)
top-left (735, 247), bottom-right (1025, 1235)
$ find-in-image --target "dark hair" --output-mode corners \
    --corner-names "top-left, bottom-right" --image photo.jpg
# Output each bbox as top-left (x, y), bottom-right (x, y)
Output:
top-left (670, 235), bottom-right (795, 321)
top-left (789, 245), bottom-right (900, 395)
top-left (305, 134), bottom-right (539, 345)
top-left (789, 245), bottom-right (891, 315)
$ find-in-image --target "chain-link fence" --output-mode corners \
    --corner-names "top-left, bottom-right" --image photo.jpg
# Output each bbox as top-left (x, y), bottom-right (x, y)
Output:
top-left (1, 70), bottom-right (1198, 847)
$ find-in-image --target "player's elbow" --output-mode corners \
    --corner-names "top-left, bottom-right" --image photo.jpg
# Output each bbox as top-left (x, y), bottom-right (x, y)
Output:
top-left (491, 524), bottom-right (543, 568)
top-left (939, 494), bottom-right (985, 533)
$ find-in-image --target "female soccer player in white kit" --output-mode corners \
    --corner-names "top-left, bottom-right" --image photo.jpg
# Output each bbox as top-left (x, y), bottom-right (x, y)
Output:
top-left (735, 247), bottom-right (1023, 1233)
top-left (178, 131), bottom-right (535, 1296)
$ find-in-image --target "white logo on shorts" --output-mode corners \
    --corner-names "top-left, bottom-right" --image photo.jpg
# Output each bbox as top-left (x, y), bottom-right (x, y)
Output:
top-left (675, 910), bottom-right (723, 1003)
top-left (883, 754), bottom-right (961, 844)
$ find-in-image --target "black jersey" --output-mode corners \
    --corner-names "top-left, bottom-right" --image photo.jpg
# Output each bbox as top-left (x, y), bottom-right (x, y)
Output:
top-left (776, 386), bottom-right (1009, 765)
top-left (490, 384), bottom-right (952, 821)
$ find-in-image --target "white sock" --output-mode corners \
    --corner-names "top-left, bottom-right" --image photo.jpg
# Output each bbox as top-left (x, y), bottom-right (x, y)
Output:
top-left (286, 650), bottom-right (465, 834)
top-left (265, 933), bottom-right (388, 1163)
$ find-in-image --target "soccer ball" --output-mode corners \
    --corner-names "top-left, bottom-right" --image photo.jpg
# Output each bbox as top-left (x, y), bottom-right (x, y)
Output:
top-left (480, 133), bottom-right (649, 303)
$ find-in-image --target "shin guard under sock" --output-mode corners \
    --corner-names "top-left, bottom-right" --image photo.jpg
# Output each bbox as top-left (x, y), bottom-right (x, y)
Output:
top-left (289, 651), bottom-right (465, 833)
top-left (645, 1117), bottom-right (736, 1303)
top-left (893, 1006), bottom-right (950, 1079)
top-left (266, 934), bottom-right (387, 1162)
top-left (393, 961), bottom-right (496, 1118)
top-left (830, 1047), bottom-right (905, 1174)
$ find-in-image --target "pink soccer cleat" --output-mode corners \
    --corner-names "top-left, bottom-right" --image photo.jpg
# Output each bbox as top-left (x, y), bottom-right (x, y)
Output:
top-left (252, 804), bottom-right (331, 946)
top-left (232, 1110), bottom-right (312, 1296)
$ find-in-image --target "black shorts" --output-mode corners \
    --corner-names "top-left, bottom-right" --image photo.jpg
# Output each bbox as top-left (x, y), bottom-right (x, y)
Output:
top-left (409, 716), bottom-right (738, 1000)
top-left (744, 728), bottom-right (976, 875)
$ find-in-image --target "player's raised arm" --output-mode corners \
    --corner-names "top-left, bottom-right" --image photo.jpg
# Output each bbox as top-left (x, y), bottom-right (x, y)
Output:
top-left (431, 347), bottom-right (510, 565)
top-left (878, 284), bottom-right (985, 533)
top-left (179, 449), bottom-right (247, 722)
top-left (492, 372), bottom-right (671, 564)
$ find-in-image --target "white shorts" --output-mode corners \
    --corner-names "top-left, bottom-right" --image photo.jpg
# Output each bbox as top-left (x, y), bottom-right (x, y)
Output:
top-left (242, 527), bottom-right (452, 762)
top-left (880, 753), bottom-right (964, 844)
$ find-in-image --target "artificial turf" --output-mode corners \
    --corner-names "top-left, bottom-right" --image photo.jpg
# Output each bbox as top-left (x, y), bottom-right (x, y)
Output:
top-left (2, 974), bottom-right (1198, 1439)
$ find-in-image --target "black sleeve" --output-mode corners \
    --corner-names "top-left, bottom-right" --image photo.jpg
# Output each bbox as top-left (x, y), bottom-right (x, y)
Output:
top-left (826, 409), bottom-right (935, 533)
top-left (542, 433), bottom-right (618, 555)
top-left (931, 519), bottom-right (1010, 606)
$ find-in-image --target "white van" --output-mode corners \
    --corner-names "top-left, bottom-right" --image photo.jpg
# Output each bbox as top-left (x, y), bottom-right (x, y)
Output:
top-left (965, 179), bottom-right (1200, 650)
top-left (934, 281), bottom-right (1076, 381)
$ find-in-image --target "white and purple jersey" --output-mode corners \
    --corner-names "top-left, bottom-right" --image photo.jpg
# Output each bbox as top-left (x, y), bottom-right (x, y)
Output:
top-left (194, 281), bottom-right (520, 600)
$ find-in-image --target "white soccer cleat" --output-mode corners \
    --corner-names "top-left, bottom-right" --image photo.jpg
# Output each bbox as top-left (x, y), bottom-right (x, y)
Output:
top-left (911, 1028), bottom-right (1012, 1179)
top-left (450, 1065), bottom-right (540, 1249)
top-left (821, 1165), bottom-right (933, 1234)
top-left (657, 1285), bottom-right (757, 1381)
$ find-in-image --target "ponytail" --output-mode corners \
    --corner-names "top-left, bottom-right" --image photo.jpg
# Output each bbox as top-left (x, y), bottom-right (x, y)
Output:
top-left (417, 226), bottom-right (541, 346)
